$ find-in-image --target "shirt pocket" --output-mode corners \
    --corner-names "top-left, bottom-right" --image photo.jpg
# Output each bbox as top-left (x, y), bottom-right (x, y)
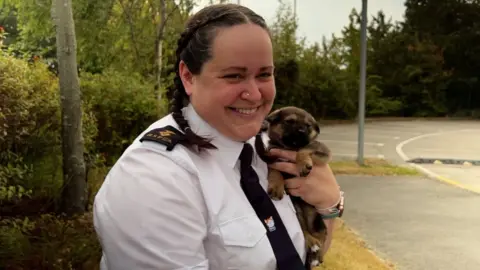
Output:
top-left (218, 214), bottom-right (270, 269)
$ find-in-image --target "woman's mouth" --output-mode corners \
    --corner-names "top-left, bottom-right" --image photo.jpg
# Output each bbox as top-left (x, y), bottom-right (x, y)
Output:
top-left (228, 106), bottom-right (259, 115)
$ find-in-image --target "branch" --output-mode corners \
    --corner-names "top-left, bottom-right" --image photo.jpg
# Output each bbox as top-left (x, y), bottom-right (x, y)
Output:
top-left (116, 0), bottom-right (141, 63)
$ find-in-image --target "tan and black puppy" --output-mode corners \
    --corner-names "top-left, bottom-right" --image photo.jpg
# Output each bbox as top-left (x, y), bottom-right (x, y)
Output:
top-left (254, 106), bottom-right (332, 268)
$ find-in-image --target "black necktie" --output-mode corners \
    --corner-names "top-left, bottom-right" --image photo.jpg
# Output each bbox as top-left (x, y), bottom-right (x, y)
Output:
top-left (239, 143), bottom-right (306, 270)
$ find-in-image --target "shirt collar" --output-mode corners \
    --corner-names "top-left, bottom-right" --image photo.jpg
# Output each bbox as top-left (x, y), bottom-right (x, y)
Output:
top-left (183, 104), bottom-right (247, 168)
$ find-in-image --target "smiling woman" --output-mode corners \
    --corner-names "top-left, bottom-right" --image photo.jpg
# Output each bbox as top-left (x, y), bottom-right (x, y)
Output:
top-left (93, 3), bottom-right (343, 270)
top-left (172, 6), bottom-right (276, 144)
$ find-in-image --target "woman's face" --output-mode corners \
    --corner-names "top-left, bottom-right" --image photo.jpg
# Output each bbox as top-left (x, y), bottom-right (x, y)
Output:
top-left (179, 23), bottom-right (275, 142)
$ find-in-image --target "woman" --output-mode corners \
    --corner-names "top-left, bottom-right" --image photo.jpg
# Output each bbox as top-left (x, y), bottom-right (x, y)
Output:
top-left (93, 3), bottom-right (343, 270)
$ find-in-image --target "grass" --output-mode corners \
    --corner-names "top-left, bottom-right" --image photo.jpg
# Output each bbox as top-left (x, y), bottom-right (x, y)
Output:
top-left (315, 219), bottom-right (396, 270)
top-left (329, 158), bottom-right (421, 176)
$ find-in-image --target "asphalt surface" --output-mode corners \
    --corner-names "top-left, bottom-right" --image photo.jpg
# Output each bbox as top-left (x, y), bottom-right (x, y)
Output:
top-left (319, 120), bottom-right (480, 270)
top-left (337, 175), bottom-right (480, 270)
top-left (320, 120), bottom-right (480, 191)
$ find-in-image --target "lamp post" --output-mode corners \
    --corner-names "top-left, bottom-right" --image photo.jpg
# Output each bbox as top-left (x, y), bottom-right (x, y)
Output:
top-left (357, 0), bottom-right (368, 165)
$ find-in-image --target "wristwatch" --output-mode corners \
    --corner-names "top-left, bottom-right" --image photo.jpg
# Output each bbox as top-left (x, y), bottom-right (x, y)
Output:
top-left (317, 191), bottom-right (344, 219)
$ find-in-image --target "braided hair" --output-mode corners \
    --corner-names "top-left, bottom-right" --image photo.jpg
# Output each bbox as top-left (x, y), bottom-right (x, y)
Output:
top-left (170, 3), bottom-right (270, 152)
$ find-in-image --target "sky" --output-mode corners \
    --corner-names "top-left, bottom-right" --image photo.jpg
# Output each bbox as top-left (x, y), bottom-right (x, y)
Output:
top-left (192, 0), bottom-right (406, 45)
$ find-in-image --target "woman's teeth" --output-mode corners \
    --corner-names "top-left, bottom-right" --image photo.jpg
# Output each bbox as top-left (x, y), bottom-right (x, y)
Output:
top-left (232, 107), bottom-right (258, 115)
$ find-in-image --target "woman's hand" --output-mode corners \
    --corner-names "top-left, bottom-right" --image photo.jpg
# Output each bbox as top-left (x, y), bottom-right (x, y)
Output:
top-left (267, 148), bottom-right (341, 209)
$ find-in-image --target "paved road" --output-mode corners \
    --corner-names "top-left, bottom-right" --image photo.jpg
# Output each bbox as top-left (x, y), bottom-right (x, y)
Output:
top-left (320, 120), bottom-right (480, 269)
top-left (337, 175), bottom-right (480, 270)
top-left (320, 119), bottom-right (480, 191)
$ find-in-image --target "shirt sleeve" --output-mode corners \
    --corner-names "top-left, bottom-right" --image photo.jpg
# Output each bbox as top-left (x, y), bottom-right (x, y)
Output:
top-left (93, 145), bottom-right (209, 270)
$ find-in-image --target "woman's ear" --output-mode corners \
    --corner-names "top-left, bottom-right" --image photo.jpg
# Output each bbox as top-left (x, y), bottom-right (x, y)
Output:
top-left (179, 61), bottom-right (194, 96)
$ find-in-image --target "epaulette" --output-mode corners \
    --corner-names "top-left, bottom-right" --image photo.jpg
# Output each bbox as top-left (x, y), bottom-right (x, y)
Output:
top-left (139, 125), bottom-right (186, 151)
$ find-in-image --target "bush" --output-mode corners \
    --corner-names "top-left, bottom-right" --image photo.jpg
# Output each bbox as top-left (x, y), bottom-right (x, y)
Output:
top-left (80, 69), bottom-right (164, 165)
top-left (0, 51), bottom-right (60, 160)
top-left (0, 52), bottom-right (97, 202)
top-left (0, 213), bottom-right (102, 270)
top-left (0, 52), bottom-right (168, 270)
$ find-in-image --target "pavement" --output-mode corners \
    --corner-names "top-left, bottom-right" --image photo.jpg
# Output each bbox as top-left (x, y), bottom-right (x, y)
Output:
top-left (320, 119), bottom-right (480, 192)
top-left (337, 175), bottom-right (480, 270)
top-left (318, 120), bottom-right (480, 269)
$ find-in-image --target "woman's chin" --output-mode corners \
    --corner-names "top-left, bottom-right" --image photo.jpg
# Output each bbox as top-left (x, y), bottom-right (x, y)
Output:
top-left (230, 122), bottom-right (264, 142)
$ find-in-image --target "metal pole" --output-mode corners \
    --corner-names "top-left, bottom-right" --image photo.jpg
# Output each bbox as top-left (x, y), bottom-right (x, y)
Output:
top-left (237, 0), bottom-right (240, 4)
top-left (357, 0), bottom-right (367, 165)
top-left (294, 0), bottom-right (297, 20)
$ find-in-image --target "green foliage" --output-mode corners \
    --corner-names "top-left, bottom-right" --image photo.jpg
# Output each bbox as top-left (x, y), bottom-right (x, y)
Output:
top-left (80, 69), bottom-right (163, 165)
top-left (0, 51), bottom-right (60, 197)
top-left (0, 51), bottom-right (59, 155)
top-left (0, 51), bottom-right (98, 199)
top-left (0, 213), bottom-right (101, 270)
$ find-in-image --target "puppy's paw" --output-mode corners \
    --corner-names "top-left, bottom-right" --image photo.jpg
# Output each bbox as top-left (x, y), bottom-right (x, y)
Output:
top-left (267, 183), bottom-right (284, 200)
top-left (267, 169), bottom-right (285, 200)
top-left (309, 244), bottom-right (324, 267)
top-left (310, 259), bottom-right (321, 267)
top-left (305, 233), bottom-right (325, 267)
top-left (299, 161), bottom-right (313, 177)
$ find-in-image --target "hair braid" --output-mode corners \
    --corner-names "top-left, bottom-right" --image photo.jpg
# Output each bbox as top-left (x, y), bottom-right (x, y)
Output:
top-left (170, 24), bottom-right (217, 152)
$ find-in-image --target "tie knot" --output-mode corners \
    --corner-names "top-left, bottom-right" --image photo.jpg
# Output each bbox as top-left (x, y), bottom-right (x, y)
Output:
top-left (239, 143), bottom-right (254, 167)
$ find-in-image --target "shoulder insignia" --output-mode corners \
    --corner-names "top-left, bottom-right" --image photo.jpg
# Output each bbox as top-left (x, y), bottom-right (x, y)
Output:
top-left (139, 125), bottom-right (185, 151)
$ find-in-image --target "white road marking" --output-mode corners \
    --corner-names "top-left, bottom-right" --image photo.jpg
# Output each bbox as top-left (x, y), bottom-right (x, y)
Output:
top-left (365, 128), bottom-right (423, 135)
top-left (321, 132), bottom-right (397, 139)
top-left (395, 129), bottom-right (480, 194)
top-left (321, 139), bottom-right (384, 147)
top-left (333, 153), bottom-right (385, 159)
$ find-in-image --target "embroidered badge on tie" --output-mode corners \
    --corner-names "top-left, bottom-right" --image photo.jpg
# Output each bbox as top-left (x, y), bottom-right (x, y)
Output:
top-left (264, 216), bottom-right (276, 232)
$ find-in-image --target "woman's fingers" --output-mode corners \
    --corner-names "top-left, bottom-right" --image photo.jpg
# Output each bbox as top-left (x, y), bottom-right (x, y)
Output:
top-left (268, 148), bottom-right (297, 163)
top-left (286, 186), bottom-right (301, 197)
top-left (284, 178), bottom-right (302, 189)
top-left (268, 161), bottom-right (299, 176)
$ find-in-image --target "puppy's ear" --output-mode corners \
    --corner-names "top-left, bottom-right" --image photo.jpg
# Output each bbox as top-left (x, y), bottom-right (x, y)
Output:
top-left (313, 122), bottom-right (320, 134)
top-left (266, 109), bottom-right (282, 124)
top-left (260, 120), bottom-right (269, 132)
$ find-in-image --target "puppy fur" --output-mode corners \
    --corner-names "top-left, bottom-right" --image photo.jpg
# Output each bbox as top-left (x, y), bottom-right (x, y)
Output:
top-left (254, 106), bottom-right (332, 268)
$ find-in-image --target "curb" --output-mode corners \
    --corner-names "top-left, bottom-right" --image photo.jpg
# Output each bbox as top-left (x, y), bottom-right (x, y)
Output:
top-left (395, 129), bottom-right (480, 195)
top-left (404, 162), bottom-right (480, 195)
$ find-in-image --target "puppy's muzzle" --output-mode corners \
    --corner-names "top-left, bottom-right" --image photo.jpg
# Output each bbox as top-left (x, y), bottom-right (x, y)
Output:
top-left (283, 132), bottom-right (310, 148)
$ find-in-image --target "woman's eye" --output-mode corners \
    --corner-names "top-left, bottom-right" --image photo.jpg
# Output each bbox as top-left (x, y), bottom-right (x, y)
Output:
top-left (258, 72), bottom-right (272, 78)
top-left (223, 74), bottom-right (242, 79)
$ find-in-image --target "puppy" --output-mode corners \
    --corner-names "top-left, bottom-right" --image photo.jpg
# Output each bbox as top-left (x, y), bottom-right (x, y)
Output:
top-left (254, 106), bottom-right (332, 268)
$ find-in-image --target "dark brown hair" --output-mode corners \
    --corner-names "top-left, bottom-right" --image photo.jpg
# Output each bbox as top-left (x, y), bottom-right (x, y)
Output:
top-left (170, 3), bottom-right (270, 152)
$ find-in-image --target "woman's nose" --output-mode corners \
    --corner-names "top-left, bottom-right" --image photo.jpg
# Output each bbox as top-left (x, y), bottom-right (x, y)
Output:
top-left (242, 79), bottom-right (262, 100)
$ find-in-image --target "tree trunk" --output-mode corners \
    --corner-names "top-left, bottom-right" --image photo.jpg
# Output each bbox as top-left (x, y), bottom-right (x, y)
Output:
top-left (155, 0), bottom-right (167, 102)
top-left (51, 0), bottom-right (87, 216)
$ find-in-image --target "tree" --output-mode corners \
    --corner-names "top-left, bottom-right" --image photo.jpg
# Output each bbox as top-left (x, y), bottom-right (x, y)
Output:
top-left (51, 0), bottom-right (87, 215)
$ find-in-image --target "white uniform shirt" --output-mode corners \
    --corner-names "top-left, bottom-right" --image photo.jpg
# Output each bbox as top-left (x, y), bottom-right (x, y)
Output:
top-left (93, 104), bottom-right (306, 270)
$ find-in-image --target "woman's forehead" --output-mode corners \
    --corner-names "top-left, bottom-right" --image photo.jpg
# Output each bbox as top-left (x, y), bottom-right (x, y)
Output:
top-left (208, 24), bottom-right (273, 70)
